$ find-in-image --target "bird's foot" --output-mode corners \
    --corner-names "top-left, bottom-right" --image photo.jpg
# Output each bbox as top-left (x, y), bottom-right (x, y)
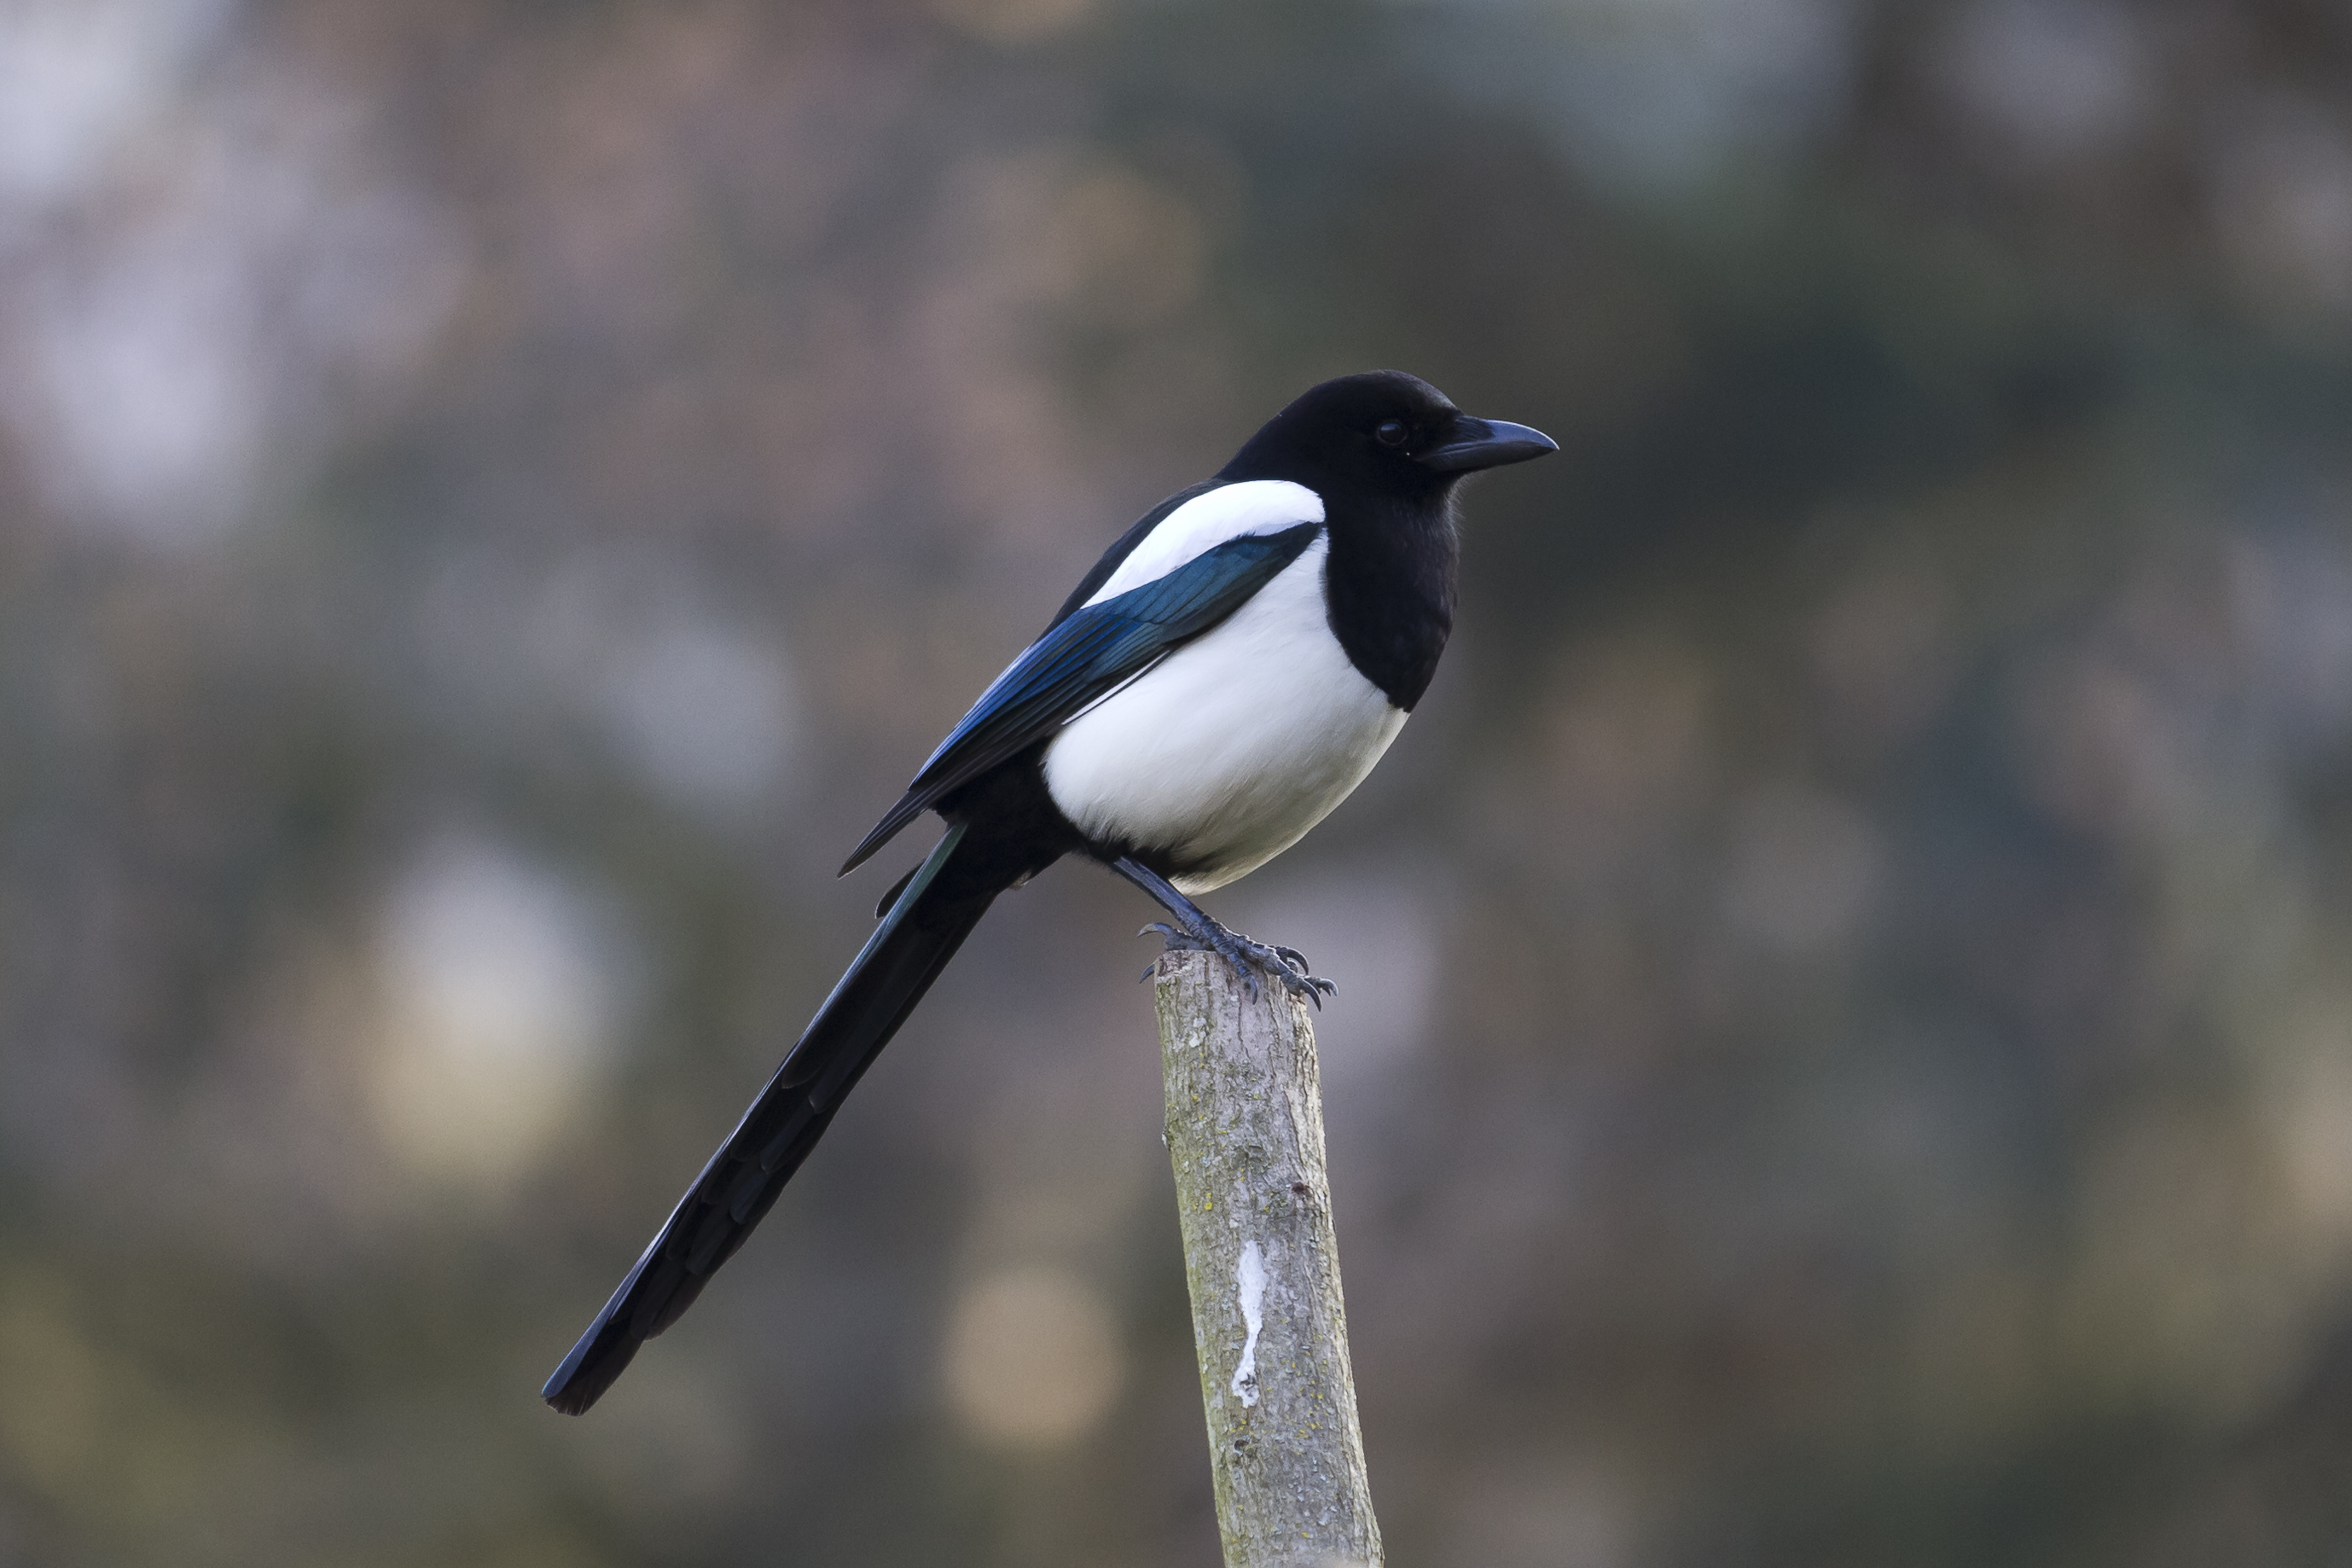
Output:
top-left (1138, 920), bottom-right (1337, 1008)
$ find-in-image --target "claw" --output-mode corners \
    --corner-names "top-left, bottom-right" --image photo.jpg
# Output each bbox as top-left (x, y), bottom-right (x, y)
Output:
top-left (1127, 897), bottom-right (1335, 1008)
top-left (1143, 920), bottom-right (1217, 955)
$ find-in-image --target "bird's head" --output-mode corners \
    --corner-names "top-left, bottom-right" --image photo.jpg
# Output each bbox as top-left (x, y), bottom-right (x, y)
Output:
top-left (1218, 370), bottom-right (1556, 497)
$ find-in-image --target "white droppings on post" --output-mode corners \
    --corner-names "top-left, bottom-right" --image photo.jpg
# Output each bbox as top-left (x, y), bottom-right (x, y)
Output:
top-left (1230, 1239), bottom-right (1265, 1407)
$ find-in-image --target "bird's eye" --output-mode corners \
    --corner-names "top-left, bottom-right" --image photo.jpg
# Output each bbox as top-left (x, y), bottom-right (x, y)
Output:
top-left (1375, 420), bottom-right (1408, 447)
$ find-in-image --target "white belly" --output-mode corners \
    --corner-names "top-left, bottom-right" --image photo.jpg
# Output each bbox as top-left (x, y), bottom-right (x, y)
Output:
top-left (1042, 537), bottom-right (1408, 893)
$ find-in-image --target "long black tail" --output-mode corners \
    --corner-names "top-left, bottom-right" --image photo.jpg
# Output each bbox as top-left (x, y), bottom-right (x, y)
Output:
top-left (543, 824), bottom-right (996, 1414)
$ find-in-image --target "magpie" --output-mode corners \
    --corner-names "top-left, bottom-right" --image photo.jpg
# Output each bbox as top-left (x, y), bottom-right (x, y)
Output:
top-left (543, 370), bottom-right (1553, 1414)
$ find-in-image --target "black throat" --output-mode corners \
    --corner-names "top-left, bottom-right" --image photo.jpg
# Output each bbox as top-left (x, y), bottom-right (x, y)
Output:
top-left (1317, 485), bottom-right (1458, 711)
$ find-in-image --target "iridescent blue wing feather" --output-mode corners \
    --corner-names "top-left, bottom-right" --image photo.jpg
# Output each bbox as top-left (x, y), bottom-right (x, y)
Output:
top-left (840, 520), bottom-right (1321, 874)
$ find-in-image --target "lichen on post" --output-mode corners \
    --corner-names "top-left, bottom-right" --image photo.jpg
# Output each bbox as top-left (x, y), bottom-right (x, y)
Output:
top-left (1153, 948), bottom-right (1382, 1568)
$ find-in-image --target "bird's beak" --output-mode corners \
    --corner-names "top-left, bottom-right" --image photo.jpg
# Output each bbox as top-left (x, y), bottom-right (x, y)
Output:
top-left (1418, 415), bottom-right (1558, 473)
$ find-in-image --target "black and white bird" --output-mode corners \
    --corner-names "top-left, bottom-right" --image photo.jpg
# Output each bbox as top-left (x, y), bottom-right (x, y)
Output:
top-left (543, 370), bottom-right (1553, 1414)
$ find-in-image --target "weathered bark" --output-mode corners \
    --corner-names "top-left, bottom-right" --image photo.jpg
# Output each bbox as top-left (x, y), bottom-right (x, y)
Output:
top-left (1154, 948), bottom-right (1381, 1568)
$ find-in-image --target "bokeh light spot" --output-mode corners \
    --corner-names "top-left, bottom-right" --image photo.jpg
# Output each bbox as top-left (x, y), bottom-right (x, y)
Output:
top-left (943, 1268), bottom-right (1125, 1449)
top-left (371, 833), bottom-right (634, 1190)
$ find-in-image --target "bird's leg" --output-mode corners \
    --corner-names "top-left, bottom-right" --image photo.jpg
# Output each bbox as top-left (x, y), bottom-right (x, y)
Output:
top-left (1109, 857), bottom-right (1337, 1007)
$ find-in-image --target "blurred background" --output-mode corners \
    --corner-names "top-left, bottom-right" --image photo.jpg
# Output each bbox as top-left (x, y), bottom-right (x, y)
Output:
top-left (4, 0), bottom-right (2352, 1563)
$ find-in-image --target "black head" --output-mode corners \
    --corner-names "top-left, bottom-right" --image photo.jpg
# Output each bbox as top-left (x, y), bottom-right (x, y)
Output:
top-left (1217, 370), bottom-right (1556, 496)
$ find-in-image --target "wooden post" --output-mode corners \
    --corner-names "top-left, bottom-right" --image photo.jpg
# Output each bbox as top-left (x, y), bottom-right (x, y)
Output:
top-left (1153, 948), bottom-right (1382, 1568)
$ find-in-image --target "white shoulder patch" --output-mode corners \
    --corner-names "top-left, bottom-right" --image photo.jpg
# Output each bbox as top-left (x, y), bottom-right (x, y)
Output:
top-left (1082, 479), bottom-right (1325, 608)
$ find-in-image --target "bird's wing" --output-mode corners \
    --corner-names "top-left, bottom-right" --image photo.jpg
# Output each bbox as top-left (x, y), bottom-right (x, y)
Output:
top-left (840, 516), bottom-right (1324, 874)
top-left (1041, 477), bottom-right (1324, 629)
